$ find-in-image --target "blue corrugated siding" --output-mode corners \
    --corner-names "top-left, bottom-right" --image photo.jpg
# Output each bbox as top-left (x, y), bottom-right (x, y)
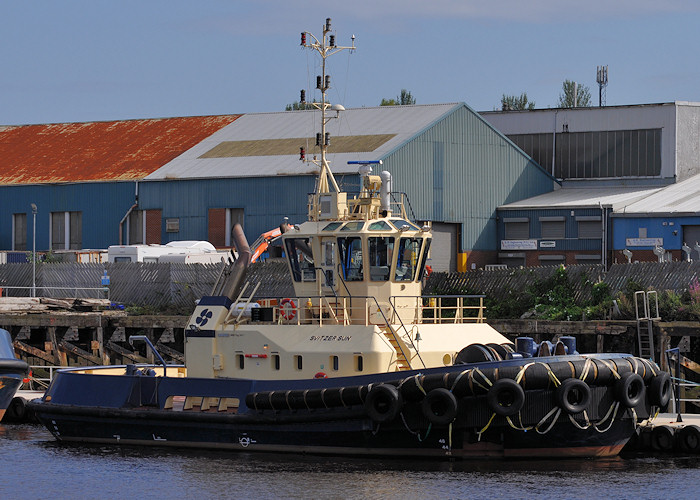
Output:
top-left (497, 208), bottom-right (604, 251)
top-left (0, 182), bottom-right (136, 251)
top-left (139, 176), bottom-right (318, 244)
top-left (612, 215), bottom-right (700, 250)
top-left (381, 105), bottom-right (555, 251)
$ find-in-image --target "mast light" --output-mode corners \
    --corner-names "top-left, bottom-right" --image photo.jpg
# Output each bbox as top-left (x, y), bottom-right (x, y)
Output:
top-left (300, 32), bottom-right (306, 46)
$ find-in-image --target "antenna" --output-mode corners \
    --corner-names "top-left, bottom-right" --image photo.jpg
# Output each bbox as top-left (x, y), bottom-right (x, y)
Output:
top-left (300, 19), bottom-right (356, 220)
top-left (596, 65), bottom-right (608, 107)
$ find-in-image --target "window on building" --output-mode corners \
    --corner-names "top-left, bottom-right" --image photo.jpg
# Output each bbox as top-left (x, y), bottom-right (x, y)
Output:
top-left (540, 216), bottom-right (566, 239)
top-left (51, 211), bottom-right (82, 250)
top-left (577, 217), bottom-right (602, 239)
top-left (13, 213), bottom-right (27, 251)
top-left (128, 210), bottom-right (144, 244)
top-left (538, 255), bottom-right (565, 266)
top-left (508, 128), bottom-right (662, 179)
top-left (504, 218), bottom-right (529, 240)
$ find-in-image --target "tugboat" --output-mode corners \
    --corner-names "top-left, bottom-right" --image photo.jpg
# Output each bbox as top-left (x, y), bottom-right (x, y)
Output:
top-left (30, 19), bottom-right (671, 458)
top-left (0, 329), bottom-right (29, 422)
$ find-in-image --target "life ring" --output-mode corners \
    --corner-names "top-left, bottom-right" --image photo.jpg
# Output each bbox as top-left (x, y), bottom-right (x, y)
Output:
top-left (279, 298), bottom-right (297, 320)
top-left (649, 372), bottom-right (672, 408)
top-left (678, 425), bottom-right (700, 453)
top-left (487, 378), bottom-right (525, 417)
top-left (615, 372), bottom-right (645, 408)
top-left (651, 425), bottom-right (675, 452)
top-left (555, 378), bottom-right (591, 415)
top-left (364, 384), bottom-right (402, 423)
top-left (421, 388), bottom-right (458, 425)
top-left (314, 372), bottom-right (327, 379)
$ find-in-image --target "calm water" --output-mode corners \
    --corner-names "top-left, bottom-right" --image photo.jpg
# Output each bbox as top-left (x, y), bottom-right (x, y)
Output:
top-left (2, 423), bottom-right (699, 500)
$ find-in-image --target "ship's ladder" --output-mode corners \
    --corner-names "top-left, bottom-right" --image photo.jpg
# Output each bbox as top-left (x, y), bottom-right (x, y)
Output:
top-left (380, 325), bottom-right (412, 371)
top-left (634, 290), bottom-right (660, 362)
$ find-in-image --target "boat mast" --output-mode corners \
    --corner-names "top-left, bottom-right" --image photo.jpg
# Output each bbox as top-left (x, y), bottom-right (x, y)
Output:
top-left (300, 18), bottom-right (355, 220)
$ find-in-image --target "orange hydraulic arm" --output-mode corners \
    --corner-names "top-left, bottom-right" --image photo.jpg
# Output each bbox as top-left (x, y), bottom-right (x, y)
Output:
top-left (249, 222), bottom-right (292, 262)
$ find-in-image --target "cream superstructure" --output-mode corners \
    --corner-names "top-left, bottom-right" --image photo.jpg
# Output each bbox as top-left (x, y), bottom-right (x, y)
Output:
top-left (184, 18), bottom-right (510, 380)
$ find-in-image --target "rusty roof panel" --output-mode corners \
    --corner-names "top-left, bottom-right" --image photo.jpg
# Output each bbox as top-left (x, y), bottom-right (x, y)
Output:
top-left (0, 115), bottom-right (240, 185)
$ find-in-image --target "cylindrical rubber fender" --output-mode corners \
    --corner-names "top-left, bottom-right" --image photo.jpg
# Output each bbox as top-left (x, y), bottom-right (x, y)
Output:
top-left (421, 388), bottom-right (458, 425)
top-left (590, 359), bottom-right (614, 385)
top-left (649, 372), bottom-right (672, 409)
top-left (399, 375), bottom-right (428, 401)
top-left (487, 378), bottom-right (525, 417)
top-left (678, 425), bottom-right (700, 453)
top-left (615, 372), bottom-right (646, 408)
top-left (485, 343), bottom-right (507, 360)
top-left (364, 384), bottom-right (402, 423)
top-left (651, 425), bottom-right (675, 452)
top-left (555, 378), bottom-right (591, 415)
top-left (454, 344), bottom-right (496, 364)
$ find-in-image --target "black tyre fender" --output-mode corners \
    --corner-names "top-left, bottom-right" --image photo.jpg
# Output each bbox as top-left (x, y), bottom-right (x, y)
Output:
top-left (615, 372), bottom-right (646, 408)
top-left (421, 388), bottom-right (458, 425)
top-left (651, 425), bottom-right (675, 451)
top-left (6, 397), bottom-right (27, 422)
top-left (364, 384), bottom-right (402, 423)
top-left (487, 378), bottom-right (525, 417)
top-left (649, 372), bottom-right (672, 408)
top-left (555, 378), bottom-right (591, 415)
top-left (678, 425), bottom-right (700, 453)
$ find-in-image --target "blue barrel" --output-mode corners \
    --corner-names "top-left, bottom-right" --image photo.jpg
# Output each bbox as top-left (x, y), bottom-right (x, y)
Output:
top-left (559, 336), bottom-right (578, 355)
top-left (515, 337), bottom-right (536, 358)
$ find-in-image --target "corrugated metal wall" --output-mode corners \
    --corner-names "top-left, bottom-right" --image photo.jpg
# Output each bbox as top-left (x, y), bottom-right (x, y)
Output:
top-left (381, 105), bottom-right (555, 251)
top-left (496, 208), bottom-right (603, 251)
top-left (138, 176), bottom-right (318, 245)
top-left (0, 182), bottom-right (136, 251)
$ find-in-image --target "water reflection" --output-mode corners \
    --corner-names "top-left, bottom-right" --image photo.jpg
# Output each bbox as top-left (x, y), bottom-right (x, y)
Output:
top-left (2, 423), bottom-right (699, 500)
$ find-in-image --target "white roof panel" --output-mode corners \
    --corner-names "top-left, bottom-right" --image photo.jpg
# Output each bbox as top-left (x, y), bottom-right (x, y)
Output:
top-left (618, 173), bottom-right (700, 214)
top-left (499, 186), bottom-right (662, 211)
top-left (145, 104), bottom-right (459, 180)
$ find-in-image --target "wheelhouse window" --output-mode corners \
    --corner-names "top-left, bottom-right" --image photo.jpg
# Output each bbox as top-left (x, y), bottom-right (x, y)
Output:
top-left (337, 236), bottom-right (364, 281)
top-left (368, 236), bottom-right (394, 281)
top-left (285, 238), bottom-right (315, 282)
top-left (395, 237), bottom-right (423, 282)
top-left (416, 238), bottom-right (432, 278)
top-left (390, 219), bottom-right (420, 231)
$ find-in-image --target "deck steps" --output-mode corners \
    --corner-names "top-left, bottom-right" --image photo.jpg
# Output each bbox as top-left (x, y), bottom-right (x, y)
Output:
top-left (381, 327), bottom-right (411, 371)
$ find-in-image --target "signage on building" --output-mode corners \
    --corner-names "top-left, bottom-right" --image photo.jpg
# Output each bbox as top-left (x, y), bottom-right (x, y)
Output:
top-left (626, 238), bottom-right (663, 247)
top-left (539, 241), bottom-right (556, 248)
top-left (501, 239), bottom-right (537, 250)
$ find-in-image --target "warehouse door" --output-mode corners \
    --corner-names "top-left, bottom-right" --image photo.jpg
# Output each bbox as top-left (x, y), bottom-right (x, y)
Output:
top-left (427, 222), bottom-right (459, 272)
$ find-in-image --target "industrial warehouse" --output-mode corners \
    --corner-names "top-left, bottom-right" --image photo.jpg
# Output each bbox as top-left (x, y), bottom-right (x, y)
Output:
top-left (3, 101), bottom-right (700, 269)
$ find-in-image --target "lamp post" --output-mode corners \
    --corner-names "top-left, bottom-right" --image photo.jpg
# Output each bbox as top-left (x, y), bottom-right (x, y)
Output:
top-left (31, 203), bottom-right (37, 298)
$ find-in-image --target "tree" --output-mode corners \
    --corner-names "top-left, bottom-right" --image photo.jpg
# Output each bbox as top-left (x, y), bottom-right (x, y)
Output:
top-left (285, 101), bottom-right (316, 111)
top-left (558, 80), bottom-right (591, 108)
top-left (380, 89), bottom-right (416, 106)
top-left (501, 93), bottom-right (535, 111)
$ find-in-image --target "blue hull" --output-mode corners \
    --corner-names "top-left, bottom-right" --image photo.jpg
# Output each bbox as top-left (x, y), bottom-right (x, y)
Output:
top-left (30, 354), bottom-right (664, 459)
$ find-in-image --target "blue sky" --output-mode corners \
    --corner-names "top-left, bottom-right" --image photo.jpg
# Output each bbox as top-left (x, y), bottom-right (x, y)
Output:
top-left (1, 0), bottom-right (700, 124)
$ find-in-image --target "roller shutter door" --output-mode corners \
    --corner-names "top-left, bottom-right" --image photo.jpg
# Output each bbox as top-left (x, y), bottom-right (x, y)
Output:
top-left (427, 222), bottom-right (459, 272)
